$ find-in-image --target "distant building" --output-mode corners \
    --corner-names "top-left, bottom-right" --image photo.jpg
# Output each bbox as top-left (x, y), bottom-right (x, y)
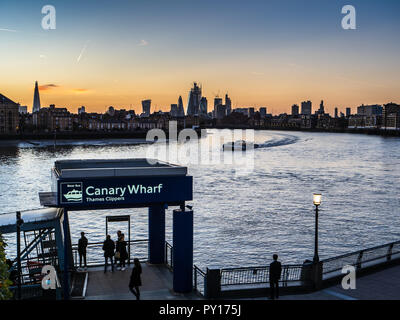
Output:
top-left (187, 82), bottom-right (202, 116)
top-left (259, 107), bottom-right (267, 118)
top-left (142, 100), bottom-right (151, 117)
top-left (170, 104), bottom-right (178, 117)
top-left (249, 107), bottom-right (255, 117)
top-left (199, 97), bottom-right (208, 115)
top-left (78, 106), bottom-right (86, 114)
top-left (334, 107), bottom-right (338, 118)
top-left (33, 104), bottom-right (73, 131)
top-left (177, 96), bottom-right (185, 117)
top-left (291, 104), bottom-right (299, 116)
top-left (357, 104), bottom-right (383, 116)
top-left (216, 104), bottom-right (227, 120)
top-left (235, 108), bottom-right (249, 116)
top-left (225, 94), bottom-right (232, 115)
top-left (346, 108), bottom-right (351, 117)
top-left (383, 103), bottom-right (400, 130)
top-left (32, 81), bottom-right (41, 113)
top-left (318, 100), bottom-right (325, 114)
top-left (19, 106), bottom-right (28, 114)
top-left (301, 101), bottom-right (312, 115)
top-left (0, 93), bottom-right (20, 134)
top-left (213, 97), bottom-right (223, 118)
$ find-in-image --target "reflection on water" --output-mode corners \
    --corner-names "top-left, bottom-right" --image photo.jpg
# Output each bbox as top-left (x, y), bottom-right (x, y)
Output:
top-left (1, 130), bottom-right (400, 268)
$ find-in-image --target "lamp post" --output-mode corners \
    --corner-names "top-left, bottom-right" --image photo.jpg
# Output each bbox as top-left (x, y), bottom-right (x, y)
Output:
top-left (16, 211), bottom-right (24, 300)
top-left (312, 194), bottom-right (321, 263)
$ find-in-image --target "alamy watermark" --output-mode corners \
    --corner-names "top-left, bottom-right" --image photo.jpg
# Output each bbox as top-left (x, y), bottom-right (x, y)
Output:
top-left (41, 5), bottom-right (56, 30)
top-left (145, 122), bottom-right (256, 175)
top-left (341, 265), bottom-right (356, 290)
top-left (39, 4), bottom-right (356, 31)
top-left (41, 265), bottom-right (61, 290)
top-left (342, 5), bottom-right (357, 30)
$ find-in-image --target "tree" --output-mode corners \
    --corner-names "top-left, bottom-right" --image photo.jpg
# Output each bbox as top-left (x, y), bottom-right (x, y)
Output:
top-left (0, 233), bottom-right (12, 300)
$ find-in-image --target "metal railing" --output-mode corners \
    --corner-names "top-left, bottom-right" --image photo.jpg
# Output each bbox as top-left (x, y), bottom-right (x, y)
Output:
top-left (220, 264), bottom-right (304, 288)
top-left (193, 265), bottom-right (206, 296)
top-left (9, 284), bottom-right (44, 300)
top-left (71, 239), bottom-right (149, 267)
top-left (165, 241), bottom-right (173, 270)
top-left (321, 240), bottom-right (400, 279)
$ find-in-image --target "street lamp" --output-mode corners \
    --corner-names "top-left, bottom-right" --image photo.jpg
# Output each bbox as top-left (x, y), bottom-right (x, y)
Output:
top-left (313, 194), bottom-right (321, 263)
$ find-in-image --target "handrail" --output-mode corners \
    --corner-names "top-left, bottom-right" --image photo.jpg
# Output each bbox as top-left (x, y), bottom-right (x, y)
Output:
top-left (193, 265), bottom-right (206, 296)
top-left (321, 240), bottom-right (400, 263)
top-left (220, 264), bottom-right (304, 287)
top-left (321, 239), bottom-right (400, 277)
top-left (71, 239), bottom-right (149, 267)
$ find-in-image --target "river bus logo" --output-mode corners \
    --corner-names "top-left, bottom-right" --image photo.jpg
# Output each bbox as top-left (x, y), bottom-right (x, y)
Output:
top-left (60, 182), bottom-right (83, 204)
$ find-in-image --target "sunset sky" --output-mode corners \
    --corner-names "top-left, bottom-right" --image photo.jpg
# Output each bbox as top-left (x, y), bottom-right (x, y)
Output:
top-left (1, 0), bottom-right (400, 115)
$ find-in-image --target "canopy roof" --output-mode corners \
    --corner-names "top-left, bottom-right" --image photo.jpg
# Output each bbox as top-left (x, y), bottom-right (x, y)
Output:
top-left (53, 158), bottom-right (187, 179)
top-left (0, 208), bottom-right (63, 234)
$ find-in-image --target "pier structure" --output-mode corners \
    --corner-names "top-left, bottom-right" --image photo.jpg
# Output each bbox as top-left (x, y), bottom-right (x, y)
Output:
top-left (34, 158), bottom-right (194, 299)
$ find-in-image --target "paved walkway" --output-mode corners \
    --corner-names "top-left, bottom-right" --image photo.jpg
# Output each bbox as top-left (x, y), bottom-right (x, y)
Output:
top-left (85, 263), bottom-right (200, 300)
top-left (268, 264), bottom-right (400, 300)
top-left (84, 263), bottom-right (400, 300)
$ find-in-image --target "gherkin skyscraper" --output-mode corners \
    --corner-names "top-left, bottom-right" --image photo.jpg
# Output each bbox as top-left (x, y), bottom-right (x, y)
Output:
top-left (32, 81), bottom-right (41, 113)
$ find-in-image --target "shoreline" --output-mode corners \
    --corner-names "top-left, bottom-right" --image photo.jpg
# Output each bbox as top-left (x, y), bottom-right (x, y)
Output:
top-left (1, 126), bottom-right (399, 147)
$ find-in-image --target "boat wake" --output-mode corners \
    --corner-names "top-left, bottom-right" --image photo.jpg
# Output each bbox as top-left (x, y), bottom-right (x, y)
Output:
top-left (257, 134), bottom-right (299, 149)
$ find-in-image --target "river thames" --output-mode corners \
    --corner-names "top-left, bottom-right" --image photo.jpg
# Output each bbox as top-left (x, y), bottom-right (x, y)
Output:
top-left (1, 129), bottom-right (399, 268)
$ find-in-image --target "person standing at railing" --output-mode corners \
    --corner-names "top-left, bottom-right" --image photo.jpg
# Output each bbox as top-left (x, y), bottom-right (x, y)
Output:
top-left (129, 258), bottom-right (142, 300)
top-left (78, 232), bottom-right (88, 271)
top-left (115, 230), bottom-right (122, 267)
top-left (269, 254), bottom-right (282, 300)
top-left (102, 235), bottom-right (115, 273)
top-left (116, 234), bottom-right (128, 271)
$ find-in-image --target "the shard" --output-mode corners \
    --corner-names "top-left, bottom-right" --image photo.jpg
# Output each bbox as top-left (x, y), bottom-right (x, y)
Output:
top-left (32, 81), bottom-right (41, 113)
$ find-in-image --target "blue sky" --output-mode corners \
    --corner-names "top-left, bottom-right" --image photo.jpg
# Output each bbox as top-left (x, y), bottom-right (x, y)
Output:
top-left (1, 0), bottom-right (400, 113)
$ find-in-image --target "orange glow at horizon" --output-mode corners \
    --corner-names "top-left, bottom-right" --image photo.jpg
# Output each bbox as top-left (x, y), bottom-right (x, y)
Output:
top-left (2, 75), bottom-right (399, 116)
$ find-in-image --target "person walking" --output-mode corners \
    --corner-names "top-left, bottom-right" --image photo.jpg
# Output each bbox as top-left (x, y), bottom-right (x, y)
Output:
top-left (269, 254), bottom-right (282, 300)
top-left (115, 230), bottom-right (122, 267)
top-left (102, 235), bottom-right (115, 273)
top-left (129, 258), bottom-right (142, 300)
top-left (78, 232), bottom-right (88, 270)
top-left (116, 234), bottom-right (128, 271)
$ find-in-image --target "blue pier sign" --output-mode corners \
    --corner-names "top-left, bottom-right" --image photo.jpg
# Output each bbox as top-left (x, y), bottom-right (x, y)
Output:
top-left (57, 176), bottom-right (193, 208)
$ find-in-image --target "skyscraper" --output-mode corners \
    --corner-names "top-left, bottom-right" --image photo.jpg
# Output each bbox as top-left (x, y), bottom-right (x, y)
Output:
top-left (199, 97), bottom-right (208, 115)
top-left (32, 81), bottom-right (41, 113)
top-left (186, 82), bottom-right (202, 116)
top-left (225, 94), bottom-right (232, 115)
top-left (177, 96), bottom-right (185, 117)
top-left (346, 107), bottom-right (351, 117)
top-left (213, 97), bottom-right (223, 118)
top-left (291, 104), bottom-right (299, 116)
top-left (334, 107), bottom-right (338, 118)
top-left (142, 99), bottom-right (151, 117)
top-left (259, 107), bottom-right (267, 118)
top-left (301, 101), bottom-right (312, 115)
top-left (318, 100), bottom-right (325, 114)
top-left (170, 104), bottom-right (178, 117)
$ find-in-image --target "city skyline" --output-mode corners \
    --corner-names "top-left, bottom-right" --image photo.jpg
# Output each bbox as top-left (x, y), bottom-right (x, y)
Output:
top-left (1, 0), bottom-right (400, 114)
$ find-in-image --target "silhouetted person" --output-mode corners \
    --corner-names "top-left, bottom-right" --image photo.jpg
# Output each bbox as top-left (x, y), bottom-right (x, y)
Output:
top-left (115, 230), bottom-right (122, 266)
top-left (78, 232), bottom-right (88, 270)
top-left (102, 235), bottom-right (115, 273)
top-left (116, 234), bottom-right (128, 271)
top-left (269, 254), bottom-right (282, 300)
top-left (129, 258), bottom-right (142, 300)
